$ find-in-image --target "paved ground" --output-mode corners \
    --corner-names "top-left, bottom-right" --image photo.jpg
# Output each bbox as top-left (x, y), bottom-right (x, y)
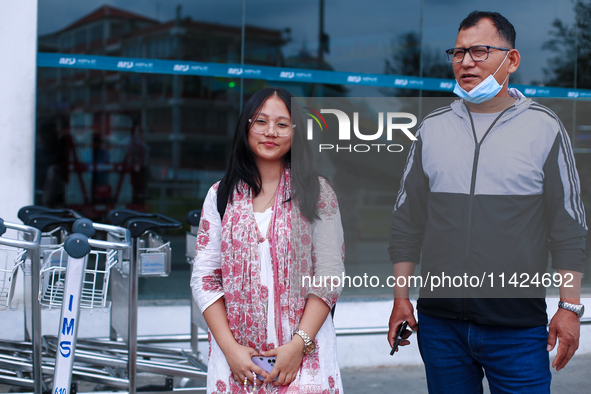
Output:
top-left (1, 354), bottom-right (589, 393)
top-left (341, 353), bottom-right (591, 393)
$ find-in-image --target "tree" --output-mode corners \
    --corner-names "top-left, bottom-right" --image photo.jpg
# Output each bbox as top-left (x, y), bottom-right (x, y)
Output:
top-left (542, 0), bottom-right (591, 89)
top-left (381, 31), bottom-right (454, 97)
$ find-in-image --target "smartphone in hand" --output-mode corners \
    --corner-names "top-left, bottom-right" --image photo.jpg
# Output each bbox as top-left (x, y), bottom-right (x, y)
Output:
top-left (390, 321), bottom-right (409, 356)
top-left (251, 356), bottom-right (278, 381)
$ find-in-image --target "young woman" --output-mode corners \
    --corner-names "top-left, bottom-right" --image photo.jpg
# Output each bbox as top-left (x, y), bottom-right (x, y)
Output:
top-left (191, 87), bottom-right (345, 394)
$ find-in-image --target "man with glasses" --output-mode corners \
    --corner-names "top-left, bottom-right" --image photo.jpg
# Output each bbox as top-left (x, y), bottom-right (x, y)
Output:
top-left (388, 11), bottom-right (586, 393)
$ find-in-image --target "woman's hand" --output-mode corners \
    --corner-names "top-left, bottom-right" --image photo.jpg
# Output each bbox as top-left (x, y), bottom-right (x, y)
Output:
top-left (203, 299), bottom-right (268, 384)
top-left (261, 337), bottom-right (305, 386)
top-left (222, 343), bottom-right (269, 385)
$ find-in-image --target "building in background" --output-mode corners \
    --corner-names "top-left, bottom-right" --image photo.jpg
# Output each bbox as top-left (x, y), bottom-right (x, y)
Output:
top-left (36, 5), bottom-right (288, 220)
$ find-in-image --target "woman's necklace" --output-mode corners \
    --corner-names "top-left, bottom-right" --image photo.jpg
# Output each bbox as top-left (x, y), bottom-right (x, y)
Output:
top-left (262, 184), bottom-right (278, 210)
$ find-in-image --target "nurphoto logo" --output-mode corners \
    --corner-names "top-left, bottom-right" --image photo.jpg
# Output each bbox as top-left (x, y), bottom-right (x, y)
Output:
top-left (304, 107), bottom-right (417, 153)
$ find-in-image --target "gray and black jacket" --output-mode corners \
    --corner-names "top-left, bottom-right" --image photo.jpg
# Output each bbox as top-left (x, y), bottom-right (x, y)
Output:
top-left (389, 97), bottom-right (587, 327)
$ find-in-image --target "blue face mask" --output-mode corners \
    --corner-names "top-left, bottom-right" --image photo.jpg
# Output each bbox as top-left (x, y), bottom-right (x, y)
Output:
top-left (453, 52), bottom-right (509, 104)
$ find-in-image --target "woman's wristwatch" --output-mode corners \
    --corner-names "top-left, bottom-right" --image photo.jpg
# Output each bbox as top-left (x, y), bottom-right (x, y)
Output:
top-left (294, 329), bottom-right (316, 354)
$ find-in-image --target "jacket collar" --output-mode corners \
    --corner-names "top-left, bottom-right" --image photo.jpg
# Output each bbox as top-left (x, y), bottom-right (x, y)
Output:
top-left (450, 88), bottom-right (531, 124)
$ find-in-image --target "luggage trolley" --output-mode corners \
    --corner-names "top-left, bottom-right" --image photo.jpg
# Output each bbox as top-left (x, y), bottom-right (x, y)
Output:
top-left (37, 222), bottom-right (118, 312)
top-left (49, 218), bottom-right (132, 394)
top-left (18, 206), bottom-right (83, 281)
top-left (0, 208), bottom-right (84, 394)
top-left (18, 209), bottom-right (101, 314)
top-left (0, 217), bottom-right (42, 393)
top-left (18, 211), bottom-right (204, 393)
top-left (107, 209), bottom-right (207, 394)
top-left (18, 207), bottom-right (84, 341)
top-left (1, 210), bottom-right (136, 393)
top-left (0, 224), bottom-right (28, 311)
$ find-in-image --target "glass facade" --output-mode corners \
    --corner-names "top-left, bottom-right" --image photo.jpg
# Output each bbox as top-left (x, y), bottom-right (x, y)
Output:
top-left (36, 0), bottom-right (591, 300)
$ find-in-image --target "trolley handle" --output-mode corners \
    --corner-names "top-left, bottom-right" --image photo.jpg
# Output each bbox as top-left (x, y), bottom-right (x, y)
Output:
top-left (108, 209), bottom-right (182, 238)
top-left (18, 205), bottom-right (83, 222)
top-left (72, 218), bottom-right (132, 250)
top-left (126, 217), bottom-right (182, 238)
top-left (186, 209), bottom-right (202, 227)
top-left (24, 214), bottom-right (77, 232)
top-left (108, 209), bottom-right (153, 225)
top-left (108, 209), bottom-right (182, 227)
top-left (0, 218), bottom-right (42, 249)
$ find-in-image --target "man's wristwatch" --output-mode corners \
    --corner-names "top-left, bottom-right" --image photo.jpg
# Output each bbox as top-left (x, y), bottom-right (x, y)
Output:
top-left (294, 329), bottom-right (316, 355)
top-left (558, 301), bottom-right (585, 318)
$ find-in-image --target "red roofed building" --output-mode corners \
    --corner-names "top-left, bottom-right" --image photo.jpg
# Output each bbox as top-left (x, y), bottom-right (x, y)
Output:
top-left (36, 5), bottom-right (287, 219)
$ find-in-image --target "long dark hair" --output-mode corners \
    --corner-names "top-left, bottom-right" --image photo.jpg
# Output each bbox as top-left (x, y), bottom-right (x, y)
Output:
top-left (217, 87), bottom-right (320, 222)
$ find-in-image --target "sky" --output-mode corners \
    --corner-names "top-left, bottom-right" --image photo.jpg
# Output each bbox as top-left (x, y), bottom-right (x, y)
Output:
top-left (37, 0), bottom-right (577, 94)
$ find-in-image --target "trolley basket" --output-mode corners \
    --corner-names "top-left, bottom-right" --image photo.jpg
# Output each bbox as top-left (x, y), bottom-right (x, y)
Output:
top-left (39, 247), bottom-right (118, 310)
top-left (0, 247), bottom-right (26, 310)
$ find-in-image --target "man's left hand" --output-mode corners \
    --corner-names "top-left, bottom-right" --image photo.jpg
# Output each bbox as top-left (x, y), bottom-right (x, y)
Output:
top-left (547, 308), bottom-right (580, 371)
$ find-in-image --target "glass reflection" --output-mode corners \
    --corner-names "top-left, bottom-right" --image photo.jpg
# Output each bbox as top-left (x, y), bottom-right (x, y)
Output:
top-left (35, 0), bottom-right (591, 298)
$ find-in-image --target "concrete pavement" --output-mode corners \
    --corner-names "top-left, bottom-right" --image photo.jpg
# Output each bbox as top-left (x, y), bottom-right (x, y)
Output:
top-left (1, 353), bottom-right (589, 393)
top-left (341, 353), bottom-right (591, 393)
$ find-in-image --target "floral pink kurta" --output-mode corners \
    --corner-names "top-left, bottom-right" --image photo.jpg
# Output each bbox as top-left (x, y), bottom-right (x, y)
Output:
top-left (191, 176), bottom-right (345, 394)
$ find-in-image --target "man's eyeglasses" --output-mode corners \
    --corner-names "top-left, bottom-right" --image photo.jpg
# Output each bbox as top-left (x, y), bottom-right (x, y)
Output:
top-left (248, 118), bottom-right (295, 137)
top-left (445, 45), bottom-right (511, 63)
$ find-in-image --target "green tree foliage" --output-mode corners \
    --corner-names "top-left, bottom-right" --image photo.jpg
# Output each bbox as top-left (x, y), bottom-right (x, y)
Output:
top-left (542, 0), bottom-right (591, 89)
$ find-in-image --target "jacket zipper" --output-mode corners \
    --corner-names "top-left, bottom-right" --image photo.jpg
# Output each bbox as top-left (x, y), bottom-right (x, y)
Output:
top-left (462, 104), bottom-right (513, 320)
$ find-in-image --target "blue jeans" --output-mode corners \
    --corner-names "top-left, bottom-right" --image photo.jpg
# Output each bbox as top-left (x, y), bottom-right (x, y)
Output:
top-left (417, 312), bottom-right (551, 394)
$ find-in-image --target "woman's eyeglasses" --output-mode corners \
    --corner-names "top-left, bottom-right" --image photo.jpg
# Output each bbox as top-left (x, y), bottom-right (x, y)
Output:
top-left (249, 118), bottom-right (295, 137)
